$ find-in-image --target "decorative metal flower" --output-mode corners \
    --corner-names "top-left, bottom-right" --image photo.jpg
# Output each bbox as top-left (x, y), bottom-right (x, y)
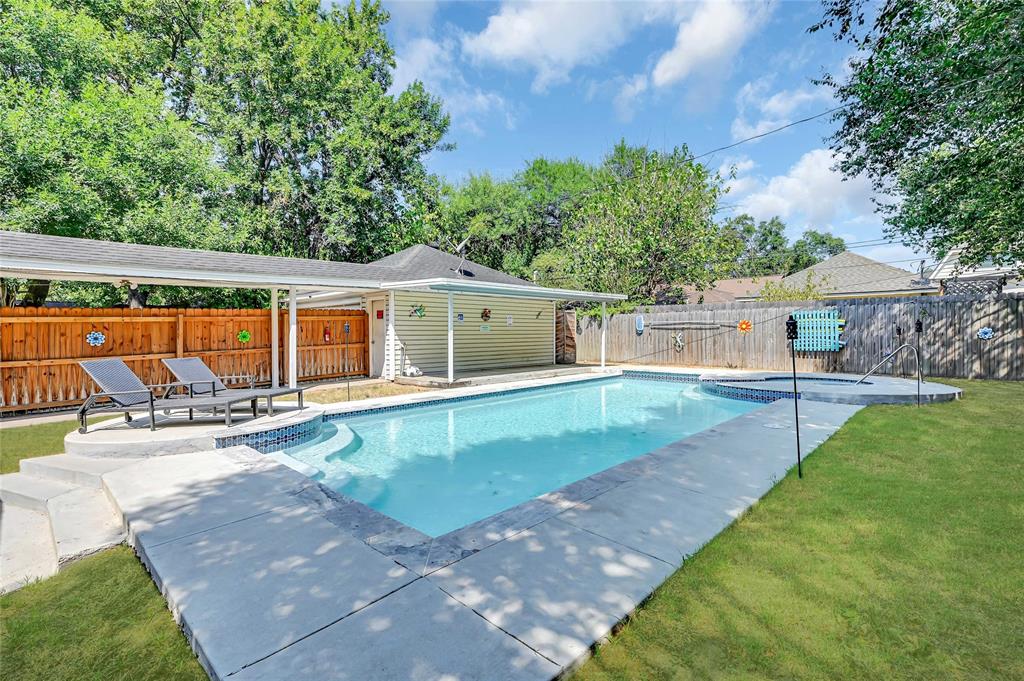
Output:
top-left (86, 331), bottom-right (106, 347)
top-left (481, 308), bottom-right (491, 321)
top-left (977, 327), bottom-right (995, 340)
top-left (409, 304), bottom-right (426, 318)
top-left (236, 329), bottom-right (252, 343)
top-left (673, 332), bottom-right (684, 352)
top-left (737, 319), bottom-right (753, 334)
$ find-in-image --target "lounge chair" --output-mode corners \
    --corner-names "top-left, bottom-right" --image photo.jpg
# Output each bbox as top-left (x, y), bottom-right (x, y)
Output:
top-left (162, 357), bottom-right (304, 415)
top-left (77, 358), bottom-right (259, 433)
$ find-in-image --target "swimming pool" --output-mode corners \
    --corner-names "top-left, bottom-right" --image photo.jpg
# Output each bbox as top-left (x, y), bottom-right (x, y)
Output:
top-left (280, 377), bottom-right (758, 536)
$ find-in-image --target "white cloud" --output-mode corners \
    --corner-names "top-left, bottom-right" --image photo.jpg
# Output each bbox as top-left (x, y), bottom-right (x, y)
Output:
top-left (382, 0), bottom-right (438, 41)
top-left (734, 148), bottom-right (876, 228)
top-left (461, 1), bottom-right (649, 93)
top-left (651, 0), bottom-right (773, 88)
top-left (392, 37), bottom-right (515, 135)
top-left (718, 155), bottom-right (759, 195)
top-left (613, 74), bottom-right (649, 122)
top-left (730, 76), bottom-right (833, 141)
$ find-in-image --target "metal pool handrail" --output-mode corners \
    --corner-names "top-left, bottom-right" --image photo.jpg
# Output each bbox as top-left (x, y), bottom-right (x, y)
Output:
top-left (855, 343), bottom-right (922, 406)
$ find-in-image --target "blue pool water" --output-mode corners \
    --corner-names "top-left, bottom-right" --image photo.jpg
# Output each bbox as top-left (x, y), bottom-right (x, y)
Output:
top-left (281, 378), bottom-right (758, 536)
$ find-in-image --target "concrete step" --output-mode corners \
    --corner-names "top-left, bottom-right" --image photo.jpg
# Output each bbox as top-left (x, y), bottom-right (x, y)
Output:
top-left (47, 487), bottom-right (125, 566)
top-left (0, 505), bottom-right (58, 594)
top-left (20, 454), bottom-right (142, 489)
top-left (0, 473), bottom-right (76, 513)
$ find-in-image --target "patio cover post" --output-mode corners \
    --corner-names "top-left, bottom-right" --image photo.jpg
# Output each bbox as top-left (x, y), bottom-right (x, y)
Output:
top-left (447, 292), bottom-right (454, 384)
top-left (600, 301), bottom-right (607, 368)
top-left (288, 287), bottom-right (298, 389)
top-left (270, 288), bottom-right (279, 387)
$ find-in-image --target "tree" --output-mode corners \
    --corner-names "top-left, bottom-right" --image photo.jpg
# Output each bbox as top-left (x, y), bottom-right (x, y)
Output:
top-left (721, 215), bottom-right (845, 276)
top-left (812, 0), bottom-right (1024, 273)
top-left (758, 272), bottom-right (832, 302)
top-left (189, 0), bottom-right (449, 262)
top-left (724, 215), bottom-right (791, 276)
top-left (563, 142), bottom-right (740, 303)
top-left (789, 229), bottom-right (846, 273)
top-left (434, 157), bottom-right (596, 279)
top-left (0, 0), bottom-right (451, 305)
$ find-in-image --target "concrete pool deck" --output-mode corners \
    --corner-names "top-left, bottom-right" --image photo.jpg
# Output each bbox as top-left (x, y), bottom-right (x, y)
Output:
top-left (0, 367), bottom-right (962, 676)
top-left (91, 394), bottom-right (861, 680)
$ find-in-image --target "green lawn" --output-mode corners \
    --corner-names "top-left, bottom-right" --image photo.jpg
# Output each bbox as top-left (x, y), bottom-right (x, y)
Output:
top-left (1, 380), bottom-right (1021, 680)
top-left (0, 416), bottom-right (110, 474)
top-left (573, 379), bottom-right (1024, 681)
top-left (0, 546), bottom-right (206, 681)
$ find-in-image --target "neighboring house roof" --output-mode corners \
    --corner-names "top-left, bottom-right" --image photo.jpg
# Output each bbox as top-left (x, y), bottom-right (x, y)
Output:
top-left (756, 251), bottom-right (938, 298)
top-left (369, 244), bottom-right (533, 287)
top-left (929, 247), bottom-right (1023, 292)
top-left (681, 275), bottom-right (783, 304)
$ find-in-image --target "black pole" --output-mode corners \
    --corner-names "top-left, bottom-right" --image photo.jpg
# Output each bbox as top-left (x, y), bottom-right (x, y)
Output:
top-left (915, 318), bottom-right (923, 408)
top-left (786, 315), bottom-right (802, 479)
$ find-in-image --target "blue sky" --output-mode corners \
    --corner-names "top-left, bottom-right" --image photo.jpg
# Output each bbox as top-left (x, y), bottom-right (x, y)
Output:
top-left (382, 0), bottom-right (926, 267)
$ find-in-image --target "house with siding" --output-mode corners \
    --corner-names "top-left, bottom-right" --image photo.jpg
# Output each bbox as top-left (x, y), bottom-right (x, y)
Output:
top-left (0, 232), bottom-right (623, 387)
top-left (296, 244), bottom-right (618, 380)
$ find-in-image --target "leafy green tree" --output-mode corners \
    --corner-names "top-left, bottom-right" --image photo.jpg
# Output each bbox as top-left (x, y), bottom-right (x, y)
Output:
top-left (812, 0), bottom-right (1024, 273)
top-left (563, 142), bottom-right (739, 303)
top-left (724, 214), bottom-right (790, 276)
top-left (721, 215), bottom-right (845, 276)
top-left (189, 0), bottom-right (449, 262)
top-left (0, 0), bottom-right (451, 306)
top-left (789, 229), bottom-right (846, 273)
top-left (434, 157), bottom-right (596, 279)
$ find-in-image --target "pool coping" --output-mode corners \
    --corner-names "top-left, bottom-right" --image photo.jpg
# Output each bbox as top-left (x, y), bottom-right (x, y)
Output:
top-left (247, 368), bottom-right (962, 576)
top-left (280, 372), bottom-right (767, 576)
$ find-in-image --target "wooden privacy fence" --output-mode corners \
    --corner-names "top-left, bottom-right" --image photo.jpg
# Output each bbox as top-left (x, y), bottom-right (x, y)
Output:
top-left (575, 294), bottom-right (1023, 380)
top-left (0, 307), bottom-right (369, 412)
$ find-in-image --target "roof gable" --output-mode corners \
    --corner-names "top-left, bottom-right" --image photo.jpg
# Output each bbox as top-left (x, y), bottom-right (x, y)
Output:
top-left (370, 245), bottom-right (534, 287)
top-left (782, 251), bottom-right (930, 295)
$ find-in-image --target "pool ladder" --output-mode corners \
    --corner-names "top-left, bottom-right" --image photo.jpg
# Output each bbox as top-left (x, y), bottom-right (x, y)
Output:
top-left (855, 343), bottom-right (923, 406)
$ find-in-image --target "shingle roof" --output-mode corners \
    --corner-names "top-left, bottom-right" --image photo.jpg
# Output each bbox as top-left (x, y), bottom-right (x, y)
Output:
top-left (369, 244), bottom-right (534, 286)
top-left (0, 231), bottom-right (532, 288)
top-left (781, 251), bottom-right (935, 295)
top-left (681, 275), bottom-right (784, 303)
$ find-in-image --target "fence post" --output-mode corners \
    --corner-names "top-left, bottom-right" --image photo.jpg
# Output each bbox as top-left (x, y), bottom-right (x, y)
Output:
top-left (176, 313), bottom-right (184, 358)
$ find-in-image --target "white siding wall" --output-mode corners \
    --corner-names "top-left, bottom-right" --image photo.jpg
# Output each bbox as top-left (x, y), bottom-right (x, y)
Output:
top-left (391, 291), bottom-right (554, 375)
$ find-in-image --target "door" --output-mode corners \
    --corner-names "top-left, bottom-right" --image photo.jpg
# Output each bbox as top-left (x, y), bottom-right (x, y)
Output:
top-left (370, 299), bottom-right (387, 377)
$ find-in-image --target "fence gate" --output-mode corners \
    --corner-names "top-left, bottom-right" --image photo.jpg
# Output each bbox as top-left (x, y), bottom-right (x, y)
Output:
top-left (0, 306), bottom-right (369, 412)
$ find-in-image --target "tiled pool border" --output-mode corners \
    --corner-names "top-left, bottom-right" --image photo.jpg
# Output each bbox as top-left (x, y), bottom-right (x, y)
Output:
top-left (213, 370), bottom-right (801, 453)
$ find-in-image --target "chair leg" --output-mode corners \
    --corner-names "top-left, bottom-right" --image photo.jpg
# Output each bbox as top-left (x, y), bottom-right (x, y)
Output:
top-left (267, 396), bottom-right (274, 415)
top-left (251, 399), bottom-right (258, 418)
top-left (189, 408), bottom-right (194, 421)
top-left (298, 391), bottom-right (304, 409)
top-left (124, 412), bottom-right (132, 423)
top-left (226, 405), bottom-right (233, 427)
top-left (148, 395), bottom-right (157, 431)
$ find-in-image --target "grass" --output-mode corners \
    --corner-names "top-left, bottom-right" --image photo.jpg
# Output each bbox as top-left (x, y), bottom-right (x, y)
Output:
top-left (572, 379), bottom-right (1024, 681)
top-left (0, 416), bottom-right (110, 475)
top-left (1, 380), bottom-right (1020, 680)
top-left (304, 380), bottom-right (430, 404)
top-left (0, 546), bottom-right (206, 681)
